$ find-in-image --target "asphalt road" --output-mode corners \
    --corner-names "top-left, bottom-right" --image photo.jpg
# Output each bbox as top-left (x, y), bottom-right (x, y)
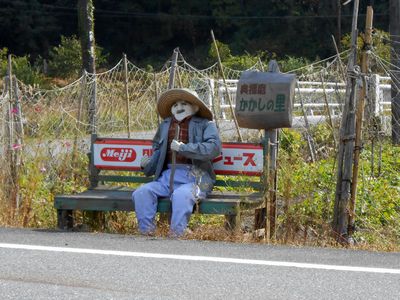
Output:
top-left (0, 227), bottom-right (399, 300)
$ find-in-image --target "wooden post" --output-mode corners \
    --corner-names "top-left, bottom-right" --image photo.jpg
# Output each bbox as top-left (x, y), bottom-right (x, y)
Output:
top-left (263, 60), bottom-right (280, 242)
top-left (6, 55), bottom-right (13, 158)
top-left (211, 30), bottom-right (243, 142)
top-left (333, 0), bottom-right (360, 242)
top-left (390, 0), bottom-right (400, 145)
top-left (268, 129), bottom-right (278, 240)
top-left (5, 55), bottom-right (16, 211)
top-left (12, 80), bottom-right (24, 144)
top-left (168, 48), bottom-right (179, 89)
top-left (12, 78), bottom-right (24, 210)
top-left (174, 52), bottom-right (184, 88)
top-left (263, 130), bottom-right (271, 242)
top-left (348, 5), bottom-right (373, 236)
top-left (123, 54), bottom-right (131, 138)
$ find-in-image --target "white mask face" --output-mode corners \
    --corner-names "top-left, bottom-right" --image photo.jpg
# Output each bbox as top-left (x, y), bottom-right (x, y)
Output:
top-left (171, 100), bottom-right (199, 121)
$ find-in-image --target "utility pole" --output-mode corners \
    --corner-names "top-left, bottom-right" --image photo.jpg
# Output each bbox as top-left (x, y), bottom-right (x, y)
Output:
top-left (333, 0), bottom-right (360, 242)
top-left (390, 0), bottom-right (400, 145)
top-left (77, 0), bottom-right (96, 135)
top-left (78, 0), bottom-right (101, 229)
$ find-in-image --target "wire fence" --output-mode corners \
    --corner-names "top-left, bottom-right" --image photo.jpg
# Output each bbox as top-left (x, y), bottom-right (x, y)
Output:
top-left (0, 49), bottom-right (399, 247)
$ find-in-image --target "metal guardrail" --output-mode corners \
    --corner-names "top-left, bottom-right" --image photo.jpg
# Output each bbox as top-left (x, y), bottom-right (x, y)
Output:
top-left (214, 76), bottom-right (393, 119)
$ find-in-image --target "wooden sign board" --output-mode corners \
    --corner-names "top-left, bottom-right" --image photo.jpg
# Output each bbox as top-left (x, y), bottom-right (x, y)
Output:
top-left (235, 71), bottom-right (296, 129)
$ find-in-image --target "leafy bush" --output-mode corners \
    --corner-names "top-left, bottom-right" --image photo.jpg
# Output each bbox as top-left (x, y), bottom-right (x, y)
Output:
top-left (278, 55), bottom-right (310, 73)
top-left (208, 40), bottom-right (232, 62)
top-left (48, 35), bottom-right (108, 79)
top-left (0, 47), bottom-right (46, 85)
top-left (208, 40), bottom-right (310, 72)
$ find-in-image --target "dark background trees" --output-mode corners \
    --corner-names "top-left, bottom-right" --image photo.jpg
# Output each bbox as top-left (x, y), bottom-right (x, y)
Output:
top-left (0, 0), bottom-right (389, 68)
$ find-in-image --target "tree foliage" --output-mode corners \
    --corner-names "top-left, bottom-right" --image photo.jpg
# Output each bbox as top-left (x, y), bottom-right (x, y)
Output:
top-left (48, 35), bottom-right (108, 78)
top-left (0, 0), bottom-right (390, 68)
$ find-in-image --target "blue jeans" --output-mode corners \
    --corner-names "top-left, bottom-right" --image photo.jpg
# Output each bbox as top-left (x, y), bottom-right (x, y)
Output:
top-left (132, 165), bottom-right (205, 236)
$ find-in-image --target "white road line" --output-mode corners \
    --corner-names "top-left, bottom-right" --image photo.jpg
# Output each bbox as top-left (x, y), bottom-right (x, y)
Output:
top-left (1, 242), bottom-right (399, 275)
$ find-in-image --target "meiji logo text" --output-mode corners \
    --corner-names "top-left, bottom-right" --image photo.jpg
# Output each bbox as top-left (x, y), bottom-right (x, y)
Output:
top-left (101, 148), bottom-right (136, 162)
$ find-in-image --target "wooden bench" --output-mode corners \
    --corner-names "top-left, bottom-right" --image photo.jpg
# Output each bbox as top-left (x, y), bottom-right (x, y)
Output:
top-left (54, 134), bottom-right (265, 231)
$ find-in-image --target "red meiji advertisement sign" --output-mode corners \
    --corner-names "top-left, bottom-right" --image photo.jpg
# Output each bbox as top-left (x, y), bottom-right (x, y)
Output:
top-left (93, 139), bottom-right (263, 175)
top-left (93, 139), bottom-right (153, 171)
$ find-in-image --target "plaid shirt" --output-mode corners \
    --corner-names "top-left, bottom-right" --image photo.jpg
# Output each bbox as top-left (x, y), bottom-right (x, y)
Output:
top-left (166, 116), bottom-right (191, 165)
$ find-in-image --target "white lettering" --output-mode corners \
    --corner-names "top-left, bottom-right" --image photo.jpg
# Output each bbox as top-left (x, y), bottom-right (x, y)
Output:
top-left (105, 149), bottom-right (115, 157)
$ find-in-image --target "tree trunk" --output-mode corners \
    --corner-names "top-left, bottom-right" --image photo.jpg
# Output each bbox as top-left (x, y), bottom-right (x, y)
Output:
top-left (77, 0), bottom-right (96, 74)
top-left (77, 0), bottom-right (96, 135)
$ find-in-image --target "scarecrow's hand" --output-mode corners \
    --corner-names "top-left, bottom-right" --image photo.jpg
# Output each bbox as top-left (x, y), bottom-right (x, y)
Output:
top-left (140, 155), bottom-right (151, 168)
top-left (171, 140), bottom-right (184, 152)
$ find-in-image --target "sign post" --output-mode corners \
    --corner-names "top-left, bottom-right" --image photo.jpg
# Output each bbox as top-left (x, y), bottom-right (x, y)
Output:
top-left (235, 60), bottom-right (296, 241)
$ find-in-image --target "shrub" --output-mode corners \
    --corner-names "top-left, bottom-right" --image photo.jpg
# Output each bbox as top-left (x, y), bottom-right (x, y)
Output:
top-left (0, 47), bottom-right (46, 85)
top-left (48, 35), bottom-right (108, 79)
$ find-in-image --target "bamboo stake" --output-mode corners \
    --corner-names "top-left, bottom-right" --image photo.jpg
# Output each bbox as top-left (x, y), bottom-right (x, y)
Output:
top-left (159, 48), bottom-right (179, 225)
top-left (211, 30), bottom-right (243, 142)
top-left (174, 52), bottom-right (184, 89)
top-left (6, 55), bottom-right (17, 211)
top-left (12, 78), bottom-right (24, 210)
top-left (123, 54), bottom-right (131, 138)
top-left (168, 48), bottom-right (179, 90)
top-left (168, 49), bottom-right (179, 184)
top-left (349, 5), bottom-right (373, 236)
top-left (6, 55), bottom-right (13, 156)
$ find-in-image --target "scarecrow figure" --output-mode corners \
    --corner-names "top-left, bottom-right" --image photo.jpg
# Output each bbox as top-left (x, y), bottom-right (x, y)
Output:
top-left (132, 88), bottom-right (221, 237)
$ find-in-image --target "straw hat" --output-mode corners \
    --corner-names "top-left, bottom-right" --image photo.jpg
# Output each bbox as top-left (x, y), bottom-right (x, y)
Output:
top-left (157, 88), bottom-right (213, 120)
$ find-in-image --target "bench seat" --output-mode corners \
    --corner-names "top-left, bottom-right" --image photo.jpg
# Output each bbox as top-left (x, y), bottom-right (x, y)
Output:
top-left (55, 186), bottom-right (262, 214)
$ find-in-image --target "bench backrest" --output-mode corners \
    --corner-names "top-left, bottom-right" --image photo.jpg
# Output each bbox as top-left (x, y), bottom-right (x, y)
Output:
top-left (90, 138), bottom-right (265, 190)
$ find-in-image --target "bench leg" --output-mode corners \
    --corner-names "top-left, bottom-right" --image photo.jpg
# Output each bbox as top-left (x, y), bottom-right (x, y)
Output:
top-left (57, 209), bottom-right (73, 230)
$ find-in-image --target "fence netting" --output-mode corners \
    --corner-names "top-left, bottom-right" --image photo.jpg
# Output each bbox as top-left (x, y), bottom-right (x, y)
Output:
top-left (0, 48), bottom-right (399, 248)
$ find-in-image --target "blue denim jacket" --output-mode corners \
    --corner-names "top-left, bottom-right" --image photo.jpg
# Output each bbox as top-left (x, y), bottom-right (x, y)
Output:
top-left (143, 116), bottom-right (221, 192)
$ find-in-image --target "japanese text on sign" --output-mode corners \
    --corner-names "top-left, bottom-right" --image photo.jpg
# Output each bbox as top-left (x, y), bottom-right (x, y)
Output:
top-left (238, 94), bottom-right (286, 113)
